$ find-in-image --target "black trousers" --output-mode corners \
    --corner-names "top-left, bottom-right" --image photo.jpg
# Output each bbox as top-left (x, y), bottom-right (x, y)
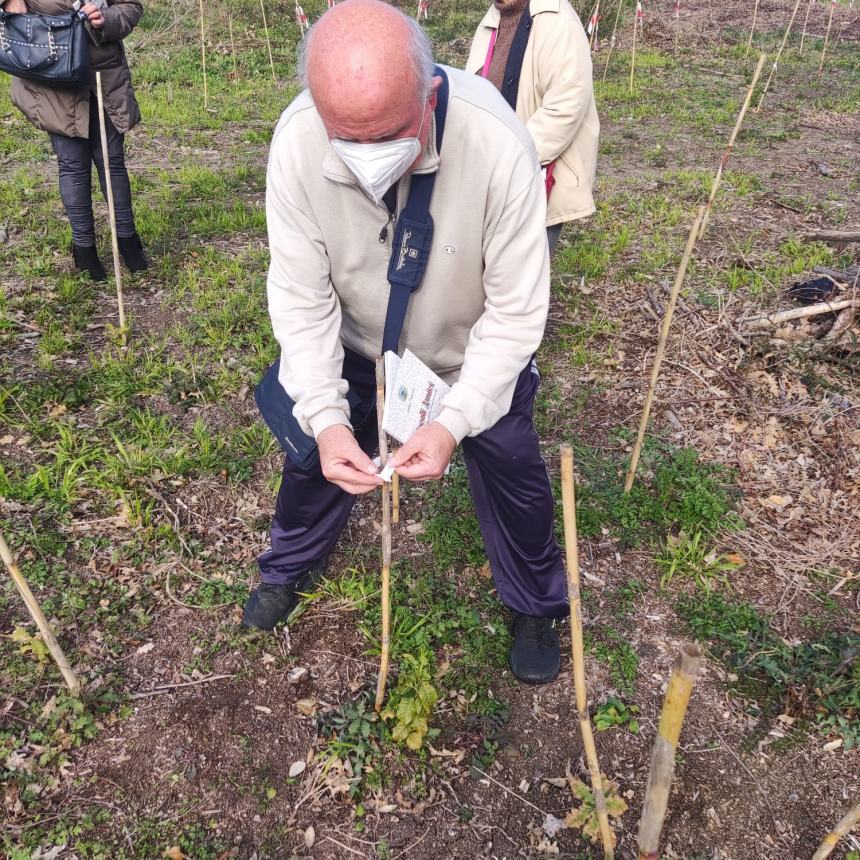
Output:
top-left (48, 92), bottom-right (136, 246)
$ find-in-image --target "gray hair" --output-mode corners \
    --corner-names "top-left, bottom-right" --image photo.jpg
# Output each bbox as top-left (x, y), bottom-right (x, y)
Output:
top-left (298, 10), bottom-right (435, 99)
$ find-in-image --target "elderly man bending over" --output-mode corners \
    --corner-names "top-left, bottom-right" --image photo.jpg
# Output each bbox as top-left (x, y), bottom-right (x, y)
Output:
top-left (243, 0), bottom-right (567, 684)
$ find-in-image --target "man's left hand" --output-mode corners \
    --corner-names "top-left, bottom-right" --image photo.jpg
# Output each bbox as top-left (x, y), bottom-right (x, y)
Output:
top-left (82, 2), bottom-right (104, 28)
top-left (389, 422), bottom-right (456, 481)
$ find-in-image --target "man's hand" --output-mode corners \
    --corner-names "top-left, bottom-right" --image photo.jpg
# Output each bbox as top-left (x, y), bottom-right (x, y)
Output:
top-left (82, 2), bottom-right (105, 27)
top-left (3, 0), bottom-right (28, 13)
top-left (318, 424), bottom-right (383, 495)
top-left (389, 422), bottom-right (456, 481)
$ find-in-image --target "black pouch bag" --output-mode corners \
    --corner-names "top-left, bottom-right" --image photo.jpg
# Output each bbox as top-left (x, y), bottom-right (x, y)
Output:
top-left (0, 10), bottom-right (89, 88)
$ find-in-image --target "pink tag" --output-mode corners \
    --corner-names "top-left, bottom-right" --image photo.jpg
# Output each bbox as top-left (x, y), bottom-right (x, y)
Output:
top-left (481, 29), bottom-right (498, 78)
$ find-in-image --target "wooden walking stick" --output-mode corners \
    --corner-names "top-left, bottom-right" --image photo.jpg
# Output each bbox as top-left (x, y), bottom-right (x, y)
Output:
top-left (811, 799), bottom-right (860, 860)
top-left (560, 444), bottom-right (615, 860)
top-left (755, 0), bottom-right (803, 112)
top-left (745, 0), bottom-right (759, 58)
top-left (0, 530), bottom-right (81, 697)
top-left (818, 0), bottom-right (836, 73)
top-left (636, 644), bottom-right (702, 860)
top-left (697, 54), bottom-right (766, 240)
top-left (374, 357), bottom-right (392, 712)
top-left (197, 0), bottom-right (208, 110)
top-left (601, 0), bottom-right (624, 82)
top-left (799, 0), bottom-right (814, 54)
top-left (624, 206), bottom-right (705, 493)
top-left (95, 72), bottom-right (127, 347)
top-left (259, 0), bottom-right (277, 81)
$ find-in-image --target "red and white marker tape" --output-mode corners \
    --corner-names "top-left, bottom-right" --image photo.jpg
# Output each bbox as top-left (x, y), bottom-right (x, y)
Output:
top-left (417, 0), bottom-right (429, 20)
top-left (636, 0), bottom-right (644, 32)
top-left (295, 3), bottom-right (309, 33)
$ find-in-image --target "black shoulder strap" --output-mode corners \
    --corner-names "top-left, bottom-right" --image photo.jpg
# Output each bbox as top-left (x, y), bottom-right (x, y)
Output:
top-left (500, 7), bottom-right (533, 111)
top-left (381, 65), bottom-right (449, 355)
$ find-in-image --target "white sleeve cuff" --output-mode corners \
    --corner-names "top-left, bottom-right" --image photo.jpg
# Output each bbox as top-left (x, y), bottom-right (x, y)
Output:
top-left (434, 408), bottom-right (472, 445)
top-left (308, 408), bottom-right (352, 440)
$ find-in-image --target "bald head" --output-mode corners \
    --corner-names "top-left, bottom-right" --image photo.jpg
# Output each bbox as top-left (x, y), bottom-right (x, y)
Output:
top-left (300, 0), bottom-right (436, 143)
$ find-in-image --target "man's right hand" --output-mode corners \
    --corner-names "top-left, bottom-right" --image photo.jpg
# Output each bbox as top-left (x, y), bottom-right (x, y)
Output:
top-left (317, 424), bottom-right (383, 495)
top-left (3, 0), bottom-right (28, 13)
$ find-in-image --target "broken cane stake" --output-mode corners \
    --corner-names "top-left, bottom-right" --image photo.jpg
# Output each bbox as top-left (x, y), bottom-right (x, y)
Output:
top-left (811, 799), bottom-right (860, 860)
top-left (755, 0), bottom-right (803, 112)
top-left (624, 205), bottom-right (706, 493)
top-left (698, 54), bottom-right (766, 240)
top-left (818, 0), bottom-right (836, 73)
top-left (260, 0), bottom-right (277, 81)
top-left (636, 643), bottom-right (702, 860)
top-left (374, 357), bottom-right (392, 712)
top-left (0, 530), bottom-right (81, 696)
top-left (96, 72), bottom-right (127, 346)
top-left (745, 0), bottom-right (760, 58)
top-left (799, 0), bottom-right (814, 54)
top-left (560, 444), bottom-right (615, 859)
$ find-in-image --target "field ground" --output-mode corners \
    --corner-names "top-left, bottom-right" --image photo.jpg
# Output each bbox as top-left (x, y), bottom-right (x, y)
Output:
top-left (1, 0), bottom-right (858, 857)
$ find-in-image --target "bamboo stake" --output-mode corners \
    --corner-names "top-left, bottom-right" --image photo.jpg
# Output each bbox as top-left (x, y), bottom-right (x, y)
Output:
top-left (259, 0), bottom-right (277, 81)
top-left (374, 357), bottom-right (392, 712)
top-left (818, 0), bottom-right (836, 73)
top-left (392, 470), bottom-right (400, 524)
top-left (799, 0), bottom-right (814, 54)
top-left (628, 0), bottom-right (639, 94)
top-left (95, 72), bottom-right (127, 347)
top-left (588, 0), bottom-right (601, 50)
top-left (0, 530), bottom-right (81, 697)
top-left (755, 0), bottom-right (803, 112)
top-left (636, 644), bottom-right (702, 860)
top-left (745, 0), bottom-right (759, 58)
top-left (697, 54), bottom-right (766, 240)
top-left (601, 0), bottom-right (624, 82)
top-left (197, 0), bottom-right (208, 110)
top-left (811, 799), bottom-right (860, 860)
top-left (227, 5), bottom-right (238, 83)
top-left (624, 206), bottom-right (705, 493)
top-left (560, 445), bottom-right (614, 860)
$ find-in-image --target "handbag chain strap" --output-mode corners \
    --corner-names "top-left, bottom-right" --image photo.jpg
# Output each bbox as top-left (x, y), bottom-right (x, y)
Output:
top-left (0, 18), bottom-right (9, 53)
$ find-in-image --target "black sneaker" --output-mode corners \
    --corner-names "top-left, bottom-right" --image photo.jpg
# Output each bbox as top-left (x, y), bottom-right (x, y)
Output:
top-left (72, 244), bottom-right (107, 281)
top-left (241, 564), bottom-right (326, 631)
top-left (509, 612), bottom-right (561, 685)
top-left (117, 233), bottom-right (149, 272)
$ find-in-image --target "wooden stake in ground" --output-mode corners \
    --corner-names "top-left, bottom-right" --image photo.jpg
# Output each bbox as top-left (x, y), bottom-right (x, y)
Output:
top-left (629, 0), bottom-right (642, 94)
top-left (799, 0), bottom-right (814, 54)
top-left (636, 644), bottom-right (702, 860)
top-left (560, 444), bottom-right (615, 860)
top-left (259, 0), bottom-right (276, 81)
top-left (697, 54), bottom-right (766, 240)
top-left (197, 0), bottom-right (208, 110)
top-left (818, 0), bottom-right (836, 73)
top-left (811, 799), bottom-right (860, 860)
top-left (374, 357), bottom-right (392, 712)
top-left (745, 0), bottom-right (759, 58)
top-left (755, 0), bottom-right (803, 112)
top-left (624, 205), bottom-right (706, 493)
top-left (392, 470), bottom-right (400, 524)
top-left (587, 0), bottom-right (601, 49)
top-left (95, 72), bottom-right (127, 347)
top-left (601, 0), bottom-right (624, 82)
top-left (227, 5), bottom-right (238, 83)
top-left (0, 530), bottom-right (81, 697)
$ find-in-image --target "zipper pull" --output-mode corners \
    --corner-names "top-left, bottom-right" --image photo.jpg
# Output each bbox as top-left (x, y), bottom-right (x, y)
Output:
top-left (378, 212), bottom-right (395, 244)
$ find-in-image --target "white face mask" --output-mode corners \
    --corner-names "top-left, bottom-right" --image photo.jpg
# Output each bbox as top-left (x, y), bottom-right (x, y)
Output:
top-left (331, 100), bottom-right (429, 204)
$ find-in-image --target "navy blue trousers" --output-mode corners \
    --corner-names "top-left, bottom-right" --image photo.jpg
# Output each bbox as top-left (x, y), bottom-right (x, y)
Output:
top-left (258, 349), bottom-right (568, 618)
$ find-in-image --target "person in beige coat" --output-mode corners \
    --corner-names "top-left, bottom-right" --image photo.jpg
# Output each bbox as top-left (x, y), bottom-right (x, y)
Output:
top-left (1, 0), bottom-right (147, 279)
top-left (466, 0), bottom-right (599, 256)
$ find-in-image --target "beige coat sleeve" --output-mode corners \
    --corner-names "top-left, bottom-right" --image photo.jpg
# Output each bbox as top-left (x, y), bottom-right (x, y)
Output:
top-left (266, 121), bottom-right (352, 440)
top-left (525, 16), bottom-right (593, 165)
top-left (436, 152), bottom-right (550, 442)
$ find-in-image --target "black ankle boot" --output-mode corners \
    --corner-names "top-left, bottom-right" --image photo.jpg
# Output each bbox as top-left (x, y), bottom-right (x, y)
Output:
top-left (72, 244), bottom-right (107, 282)
top-left (117, 233), bottom-right (149, 272)
top-left (241, 562), bottom-right (328, 631)
top-left (509, 612), bottom-right (561, 685)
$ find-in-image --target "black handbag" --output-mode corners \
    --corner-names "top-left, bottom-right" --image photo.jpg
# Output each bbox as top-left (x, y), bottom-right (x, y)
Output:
top-left (0, 10), bottom-right (89, 87)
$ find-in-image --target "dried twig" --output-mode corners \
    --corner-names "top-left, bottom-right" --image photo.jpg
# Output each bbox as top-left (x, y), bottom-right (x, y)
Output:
top-left (803, 229), bottom-right (860, 243)
top-left (129, 674), bottom-right (235, 699)
top-left (742, 299), bottom-right (858, 327)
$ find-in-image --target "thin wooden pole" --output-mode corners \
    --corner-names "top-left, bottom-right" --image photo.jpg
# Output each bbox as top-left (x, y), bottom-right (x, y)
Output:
top-left (560, 445), bottom-right (614, 860)
top-left (95, 72), bottom-right (127, 347)
top-left (624, 206), bottom-right (705, 493)
top-left (588, 0), bottom-right (601, 50)
top-left (374, 357), bottom-right (392, 713)
top-left (818, 0), bottom-right (836, 73)
top-left (745, 0), bottom-right (759, 58)
top-left (636, 644), bottom-right (702, 860)
top-left (799, 0), bottom-right (814, 53)
top-left (227, 5), bottom-right (238, 83)
top-left (392, 470), bottom-right (400, 524)
top-left (811, 800), bottom-right (860, 860)
top-left (697, 54), bottom-right (766, 240)
top-left (260, 0), bottom-right (277, 81)
top-left (198, 0), bottom-right (208, 110)
top-left (602, 0), bottom-right (624, 82)
top-left (755, 0), bottom-right (803, 112)
top-left (628, 0), bottom-right (639, 94)
top-left (0, 531), bottom-right (81, 697)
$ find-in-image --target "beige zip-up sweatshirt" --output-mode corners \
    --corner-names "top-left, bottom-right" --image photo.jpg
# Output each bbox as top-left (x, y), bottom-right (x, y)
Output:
top-left (266, 65), bottom-right (550, 445)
